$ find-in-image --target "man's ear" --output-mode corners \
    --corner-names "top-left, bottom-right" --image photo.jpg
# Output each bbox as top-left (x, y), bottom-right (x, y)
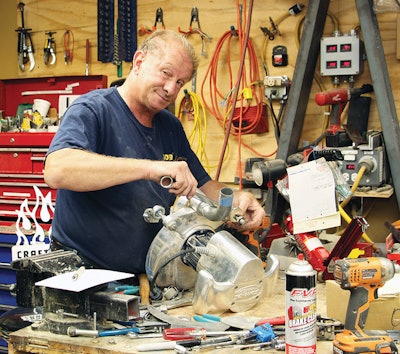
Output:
top-left (132, 50), bottom-right (145, 74)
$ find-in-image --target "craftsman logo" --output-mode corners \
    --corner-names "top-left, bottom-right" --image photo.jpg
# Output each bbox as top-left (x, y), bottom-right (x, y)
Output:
top-left (11, 185), bottom-right (53, 261)
top-left (13, 243), bottom-right (51, 260)
top-left (290, 288), bottom-right (317, 297)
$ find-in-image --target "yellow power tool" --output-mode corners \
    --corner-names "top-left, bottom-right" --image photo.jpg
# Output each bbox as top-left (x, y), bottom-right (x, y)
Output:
top-left (333, 257), bottom-right (400, 354)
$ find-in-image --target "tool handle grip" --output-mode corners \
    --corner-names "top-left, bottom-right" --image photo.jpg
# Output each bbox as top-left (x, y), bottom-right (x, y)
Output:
top-left (344, 286), bottom-right (374, 332)
top-left (136, 341), bottom-right (177, 351)
top-left (85, 39), bottom-right (90, 63)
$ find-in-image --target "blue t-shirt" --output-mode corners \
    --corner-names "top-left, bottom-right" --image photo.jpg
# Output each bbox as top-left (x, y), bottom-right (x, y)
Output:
top-left (46, 87), bottom-right (211, 274)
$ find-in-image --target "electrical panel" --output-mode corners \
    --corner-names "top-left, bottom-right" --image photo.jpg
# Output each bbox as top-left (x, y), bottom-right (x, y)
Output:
top-left (320, 33), bottom-right (363, 77)
top-left (327, 133), bottom-right (388, 187)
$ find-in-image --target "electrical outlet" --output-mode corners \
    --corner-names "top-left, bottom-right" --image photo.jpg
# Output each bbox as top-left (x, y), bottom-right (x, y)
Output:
top-left (264, 75), bottom-right (290, 100)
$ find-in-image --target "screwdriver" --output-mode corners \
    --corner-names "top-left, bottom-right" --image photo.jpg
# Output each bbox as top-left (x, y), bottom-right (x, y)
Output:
top-left (162, 327), bottom-right (249, 340)
top-left (136, 334), bottom-right (236, 352)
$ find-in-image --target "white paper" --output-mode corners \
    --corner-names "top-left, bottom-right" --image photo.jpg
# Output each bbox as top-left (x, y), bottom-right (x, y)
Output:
top-left (287, 158), bottom-right (340, 233)
top-left (35, 269), bottom-right (134, 292)
top-left (378, 273), bottom-right (400, 297)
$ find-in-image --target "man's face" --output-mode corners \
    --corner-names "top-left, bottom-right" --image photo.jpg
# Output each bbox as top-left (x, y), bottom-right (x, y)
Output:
top-left (134, 41), bottom-right (193, 113)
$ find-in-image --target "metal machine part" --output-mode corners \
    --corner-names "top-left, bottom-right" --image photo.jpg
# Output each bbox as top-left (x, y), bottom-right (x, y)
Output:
top-left (251, 159), bottom-right (287, 188)
top-left (145, 188), bottom-right (279, 314)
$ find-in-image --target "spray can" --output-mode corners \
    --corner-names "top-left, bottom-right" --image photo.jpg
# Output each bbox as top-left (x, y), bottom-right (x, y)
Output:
top-left (285, 254), bottom-right (317, 354)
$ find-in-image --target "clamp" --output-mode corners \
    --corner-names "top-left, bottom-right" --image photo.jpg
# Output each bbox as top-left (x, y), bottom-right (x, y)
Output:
top-left (44, 31), bottom-right (57, 65)
top-left (139, 8), bottom-right (165, 36)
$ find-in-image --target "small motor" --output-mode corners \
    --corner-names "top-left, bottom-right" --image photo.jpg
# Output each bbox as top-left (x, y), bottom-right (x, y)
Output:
top-left (144, 188), bottom-right (279, 314)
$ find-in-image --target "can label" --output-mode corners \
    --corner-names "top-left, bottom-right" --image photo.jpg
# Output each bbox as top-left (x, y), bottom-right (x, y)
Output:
top-left (286, 274), bottom-right (317, 354)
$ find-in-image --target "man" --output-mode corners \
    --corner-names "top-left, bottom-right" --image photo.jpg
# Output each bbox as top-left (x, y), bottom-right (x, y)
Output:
top-left (44, 30), bottom-right (265, 275)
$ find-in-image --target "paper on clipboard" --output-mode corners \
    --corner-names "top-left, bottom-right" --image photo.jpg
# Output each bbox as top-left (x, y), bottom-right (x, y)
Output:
top-left (287, 158), bottom-right (340, 234)
top-left (35, 269), bottom-right (134, 292)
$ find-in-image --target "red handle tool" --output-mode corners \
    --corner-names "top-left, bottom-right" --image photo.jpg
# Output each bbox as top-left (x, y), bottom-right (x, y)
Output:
top-left (256, 315), bottom-right (285, 326)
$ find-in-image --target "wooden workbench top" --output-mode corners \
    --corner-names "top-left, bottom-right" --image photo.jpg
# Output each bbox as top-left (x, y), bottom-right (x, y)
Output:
top-left (7, 275), bottom-right (397, 353)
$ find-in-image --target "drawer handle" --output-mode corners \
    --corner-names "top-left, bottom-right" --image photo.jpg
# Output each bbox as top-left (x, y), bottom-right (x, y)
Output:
top-left (13, 153), bottom-right (18, 158)
top-left (9, 138), bottom-right (15, 144)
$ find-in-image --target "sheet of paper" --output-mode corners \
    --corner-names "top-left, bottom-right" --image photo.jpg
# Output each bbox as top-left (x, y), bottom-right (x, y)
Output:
top-left (35, 269), bottom-right (134, 292)
top-left (287, 158), bottom-right (340, 233)
top-left (378, 273), bottom-right (400, 297)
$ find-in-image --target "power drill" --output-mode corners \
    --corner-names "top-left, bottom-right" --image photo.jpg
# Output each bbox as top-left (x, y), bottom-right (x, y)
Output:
top-left (315, 84), bottom-right (373, 147)
top-left (333, 257), bottom-right (400, 354)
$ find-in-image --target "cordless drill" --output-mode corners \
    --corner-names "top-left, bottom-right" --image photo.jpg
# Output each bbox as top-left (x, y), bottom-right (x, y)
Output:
top-left (315, 84), bottom-right (373, 147)
top-left (333, 257), bottom-right (400, 354)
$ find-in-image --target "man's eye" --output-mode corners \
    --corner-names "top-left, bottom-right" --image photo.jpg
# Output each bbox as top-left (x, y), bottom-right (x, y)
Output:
top-left (177, 81), bottom-right (184, 88)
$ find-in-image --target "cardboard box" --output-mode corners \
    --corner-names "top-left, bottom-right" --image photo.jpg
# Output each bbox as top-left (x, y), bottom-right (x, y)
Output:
top-left (326, 279), bottom-right (400, 330)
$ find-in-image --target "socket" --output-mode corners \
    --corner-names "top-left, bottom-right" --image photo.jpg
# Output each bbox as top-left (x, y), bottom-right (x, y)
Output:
top-left (264, 75), bottom-right (290, 100)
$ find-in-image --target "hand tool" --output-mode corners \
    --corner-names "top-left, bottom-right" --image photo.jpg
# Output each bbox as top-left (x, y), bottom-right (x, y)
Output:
top-left (85, 39), bottom-right (90, 76)
top-left (333, 257), bottom-right (400, 353)
top-left (43, 31), bottom-right (56, 65)
top-left (63, 30), bottom-right (74, 64)
top-left (67, 326), bottom-right (141, 337)
top-left (178, 7), bottom-right (211, 57)
top-left (139, 7), bottom-right (165, 35)
top-left (136, 333), bottom-right (239, 352)
top-left (162, 328), bottom-right (249, 341)
top-left (16, 2), bottom-right (35, 71)
top-left (114, 285), bottom-right (140, 295)
top-left (138, 273), bottom-right (150, 305)
top-left (146, 306), bottom-right (229, 332)
top-left (193, 313), bottom-right (221, 323)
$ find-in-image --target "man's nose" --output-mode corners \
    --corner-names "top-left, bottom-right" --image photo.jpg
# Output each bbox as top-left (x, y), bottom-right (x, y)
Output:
top-left (163, 79), bottom-right (178, 96)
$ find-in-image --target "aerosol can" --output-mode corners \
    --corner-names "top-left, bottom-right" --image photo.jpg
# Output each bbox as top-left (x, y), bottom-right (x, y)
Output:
top-left (285, 254), bottom-right (317, 353)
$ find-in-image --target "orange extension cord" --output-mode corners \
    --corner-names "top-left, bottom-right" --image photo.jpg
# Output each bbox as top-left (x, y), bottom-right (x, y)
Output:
top-left (200, 1), bottom-right (264, 137)
top-left (200, 0), bottom-right (277, 183)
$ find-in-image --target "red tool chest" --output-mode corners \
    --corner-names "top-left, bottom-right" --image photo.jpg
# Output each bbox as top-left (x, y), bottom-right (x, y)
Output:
top-left (0, 76), bottom-right (108, 346)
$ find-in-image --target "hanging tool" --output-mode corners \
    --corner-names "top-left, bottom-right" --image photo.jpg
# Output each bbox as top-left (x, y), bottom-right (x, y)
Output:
top-left (16, 2), bottom-right (35, 71)
top-left (315, 84), bottom-right (373, 147)
top-left (178, 7), bottom-right (211, 57)
top-left (112, 19), bottom-right (122, 77)
top-left (43, 31), bottom-right (56, 65)
top-left (97, 0), bottom-right (114, 63)
top-left (85, 39), bottom-right (90, 76)
top-left (63, 30), bottom-right (74, 65)
top-left (333, 257), bottom-right (400, 353)
top-left (139, 8), bottom-right (165, 35)
top-left (118, 0), bottom-right (137, 62)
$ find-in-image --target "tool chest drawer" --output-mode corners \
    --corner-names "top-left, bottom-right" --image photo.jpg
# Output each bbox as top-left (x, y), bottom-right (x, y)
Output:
top-left (0, 132), bottom-right (54, 148)
top-left (0, 148), bottom-right (47, 174)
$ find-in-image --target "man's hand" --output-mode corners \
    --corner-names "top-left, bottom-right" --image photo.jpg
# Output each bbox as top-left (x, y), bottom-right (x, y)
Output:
top-left (153, 160), bottom-right (198, 198)
top-left (229, 190), bottom-right (265, 231)
top-left (199, 181), bottom-right (265, 231)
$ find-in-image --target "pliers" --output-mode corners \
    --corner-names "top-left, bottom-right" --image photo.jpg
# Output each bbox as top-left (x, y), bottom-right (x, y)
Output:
top-left (115, 285), bottom-right (140, 295)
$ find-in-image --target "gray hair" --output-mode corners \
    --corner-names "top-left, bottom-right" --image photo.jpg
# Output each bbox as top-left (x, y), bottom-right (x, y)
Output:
top-left (139, 30), bottom-right (199, 80)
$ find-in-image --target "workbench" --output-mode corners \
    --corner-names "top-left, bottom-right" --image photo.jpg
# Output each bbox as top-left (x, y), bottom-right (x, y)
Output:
top-left (5, 275), bottom-right (343, 353)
